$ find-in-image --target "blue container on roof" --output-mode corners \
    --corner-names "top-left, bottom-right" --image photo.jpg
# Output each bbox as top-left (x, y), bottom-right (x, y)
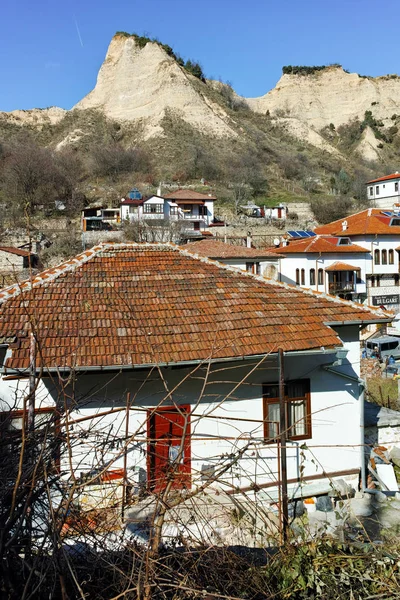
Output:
top-left (127, 188), bottom-right (142, 200)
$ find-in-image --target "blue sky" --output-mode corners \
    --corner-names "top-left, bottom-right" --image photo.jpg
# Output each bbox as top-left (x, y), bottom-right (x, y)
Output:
top-left (1, 0), bottom-right (399, 112)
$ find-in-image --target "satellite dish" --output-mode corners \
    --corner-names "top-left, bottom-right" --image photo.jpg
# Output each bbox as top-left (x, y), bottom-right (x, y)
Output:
top-left (274, 238), bottom-right (280, 247)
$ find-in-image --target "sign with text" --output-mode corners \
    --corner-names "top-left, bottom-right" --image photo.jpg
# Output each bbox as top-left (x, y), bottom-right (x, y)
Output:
top-left (372, 294), bottom-right (400, 306)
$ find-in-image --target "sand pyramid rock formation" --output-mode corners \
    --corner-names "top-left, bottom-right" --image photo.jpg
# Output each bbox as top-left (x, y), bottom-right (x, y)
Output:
top-left (74, 34), bottom-right (236, 138)
top-left (246, 66), bottom-right (400, 129)
top-left (243, 66), bottom-right (400, 159)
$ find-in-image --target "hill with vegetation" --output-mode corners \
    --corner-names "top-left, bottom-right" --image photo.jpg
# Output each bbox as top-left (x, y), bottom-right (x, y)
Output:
top-left (1, 35), bottom-right (400, 237)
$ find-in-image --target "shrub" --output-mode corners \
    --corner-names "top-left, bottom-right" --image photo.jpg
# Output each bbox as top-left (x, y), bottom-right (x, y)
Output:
top-left (311, 195), bottom-right (353, 224)
top-left (282, 64), bottom-right (341, 76)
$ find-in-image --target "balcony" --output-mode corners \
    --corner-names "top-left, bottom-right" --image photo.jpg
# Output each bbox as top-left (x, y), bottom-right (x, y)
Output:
top-left (328, 281), bottom-right (355, 294)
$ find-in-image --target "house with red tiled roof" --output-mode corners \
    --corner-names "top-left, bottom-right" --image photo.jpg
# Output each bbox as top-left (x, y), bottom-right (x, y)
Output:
top-left (0, 243), bottom-right (390, 500)
top-left (315, 209), bottom-right (400, 310)
top-left (184, 239), bottom-right (282, 279)
top-left (366, 172), bottom-right (400, 207)
top-left (269, 235), bottom-right (370, 302)
top-left (0, 246), bottom-right (39, 286)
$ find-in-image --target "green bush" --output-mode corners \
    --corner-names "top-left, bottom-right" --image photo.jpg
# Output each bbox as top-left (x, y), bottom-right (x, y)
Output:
top-left (282, 64), bottom-right (341, 76)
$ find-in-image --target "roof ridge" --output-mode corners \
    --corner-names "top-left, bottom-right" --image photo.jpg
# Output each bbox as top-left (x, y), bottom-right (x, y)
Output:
top-left (0, 242), bottom-right (390, 320)
top-left (176, 245), bottom-right (390, 318)
top-left (0, 242), bottom-right (185, 304)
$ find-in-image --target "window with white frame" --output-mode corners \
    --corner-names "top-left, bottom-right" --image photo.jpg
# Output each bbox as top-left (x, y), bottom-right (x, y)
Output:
top-left (144, 203), bottom-right (163, 214)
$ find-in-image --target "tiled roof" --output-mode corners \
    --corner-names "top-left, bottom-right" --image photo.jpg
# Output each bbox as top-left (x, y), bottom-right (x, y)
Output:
top-left (120, 198), bottom-right (144, 206)
top-left (164, 189), bottom-right (216, 201)
top-left (184, 240), bottom-right (281, 259)
top-left (268, 236), bottom-right (368, 254)
top-left (0, 243), bottom-right (389, 372)
top-left (0, 246), bottom-right (32, 257)
top-left (367, 173), bottom-right (400, 184)
top-left (314, 209), bottom-right (400, 236)
top-left (325, 262), bottom-right (361, 272)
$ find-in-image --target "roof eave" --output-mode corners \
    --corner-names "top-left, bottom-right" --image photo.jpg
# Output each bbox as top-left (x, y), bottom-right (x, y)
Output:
top-left (2, 347), bottom-right (341, 377)
top-left (325, 318), bottom-right (393, 326)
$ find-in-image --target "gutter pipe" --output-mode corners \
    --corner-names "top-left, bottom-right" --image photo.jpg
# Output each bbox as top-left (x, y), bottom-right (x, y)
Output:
top-left (2, 347), bottom-right (341, 377)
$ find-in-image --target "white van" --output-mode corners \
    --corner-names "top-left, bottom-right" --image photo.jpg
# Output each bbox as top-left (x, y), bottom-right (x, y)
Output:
top-left (365, 336), bottom-right (400, 360)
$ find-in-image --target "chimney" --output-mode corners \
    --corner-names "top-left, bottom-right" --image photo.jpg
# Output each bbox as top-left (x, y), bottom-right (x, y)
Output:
top-left (246, 232), bottom-right (252, 248)
top-left (157, 182), bottom-right (162, 197)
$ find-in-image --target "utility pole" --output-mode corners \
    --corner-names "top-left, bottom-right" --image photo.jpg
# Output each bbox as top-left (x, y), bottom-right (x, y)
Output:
top-left (278, 348), bottom-right (289, 542)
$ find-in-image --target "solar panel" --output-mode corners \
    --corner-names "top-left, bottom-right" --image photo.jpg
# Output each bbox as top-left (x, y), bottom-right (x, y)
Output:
top-left (287, 230), bottom-right (316, 238)
top-left (381, 211), bottom-right (393, 217)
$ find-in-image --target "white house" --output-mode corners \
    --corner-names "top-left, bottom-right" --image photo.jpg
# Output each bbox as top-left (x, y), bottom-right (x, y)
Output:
top-left (315, 209), bottom-right (400, 310)
top-left (367, 173), bottom-right (400, 208)
top-left (0, 243), bottom-right (390, 503)
top-left (183, 239), bottom-right (283, 279)
top-left (269, 235), bottom-right (370, 302)
top-left (120, 189), bottom-right (216, 233)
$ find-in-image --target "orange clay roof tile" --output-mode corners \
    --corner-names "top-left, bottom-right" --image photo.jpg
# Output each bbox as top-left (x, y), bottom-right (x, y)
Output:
top-left (269, 236), bottom-right (368, 254)
top-left (183, 239), bottom-right (281, 259)
top-left (314, 209), bottom-right (400, 236)
top-left (0, 243), bottom-right (390, 372)
top-left (367, 173), bottom-right (400, 184)
top-left (164, 189), bottom-right (216, 201)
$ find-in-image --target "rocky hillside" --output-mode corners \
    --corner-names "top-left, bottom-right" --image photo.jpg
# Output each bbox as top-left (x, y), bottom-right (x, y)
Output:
top-left (246, 65), bottom-right (400, 161)
top-left (73, 34), bottom-right (236, 139)
top-left (2, 34), bottom-right (400, 219)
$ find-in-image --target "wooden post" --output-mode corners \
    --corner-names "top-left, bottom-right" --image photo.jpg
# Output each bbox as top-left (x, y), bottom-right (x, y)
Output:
top-left (122, 392), bottom-right (130, 519)
top-left (278, 348), bottom-right (289, 542)
top-left (28, 331), bottom-right (36, 433)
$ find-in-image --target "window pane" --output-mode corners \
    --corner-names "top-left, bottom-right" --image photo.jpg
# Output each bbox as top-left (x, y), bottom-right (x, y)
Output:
top-left (288, 399), bottom-right (306, 437)
top-left (267, 402), bottom-right (280, 439)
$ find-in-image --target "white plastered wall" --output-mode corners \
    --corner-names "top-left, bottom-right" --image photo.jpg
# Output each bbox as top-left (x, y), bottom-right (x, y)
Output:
top-left (0, 325), bottom-right (362, 496)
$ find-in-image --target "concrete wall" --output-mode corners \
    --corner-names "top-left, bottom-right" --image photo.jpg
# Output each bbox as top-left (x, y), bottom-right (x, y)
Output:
top-left (0, 251), bottom-right (26, 271)
top-left (0, 327), bottom-right (362, 497)
top-left (218, 258), bottom-right (279, 279)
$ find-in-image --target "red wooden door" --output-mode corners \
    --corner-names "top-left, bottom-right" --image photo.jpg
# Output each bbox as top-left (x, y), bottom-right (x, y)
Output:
top-left (147, 406), bottom-right (191, 493)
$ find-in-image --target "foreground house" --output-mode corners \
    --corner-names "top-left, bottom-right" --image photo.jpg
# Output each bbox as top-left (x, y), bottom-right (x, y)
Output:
top-left (0, 243), bottom-right (390, 499)
top-left (184, 239), bottom-right (282, 278)
top-left (269, 235), bottom-right (370, 301)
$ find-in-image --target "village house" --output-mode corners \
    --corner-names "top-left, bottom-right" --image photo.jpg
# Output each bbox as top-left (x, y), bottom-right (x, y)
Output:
top-left (367, 173), bottom-right (400, 208)
top-left (0, 246), bottom-right (39, 286)
top-left (81, 206), bottom-right (120, 231)
top-left (120, 188), bottom-right (216, 235)
top-left (0, 243), bottom-right (391, 503)
top-left (269, 234), bottom-right (370, 302)
top-left (184, 238), bottom-right (282, 278)
top-left (314, 209), bottom-right (400, 311)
